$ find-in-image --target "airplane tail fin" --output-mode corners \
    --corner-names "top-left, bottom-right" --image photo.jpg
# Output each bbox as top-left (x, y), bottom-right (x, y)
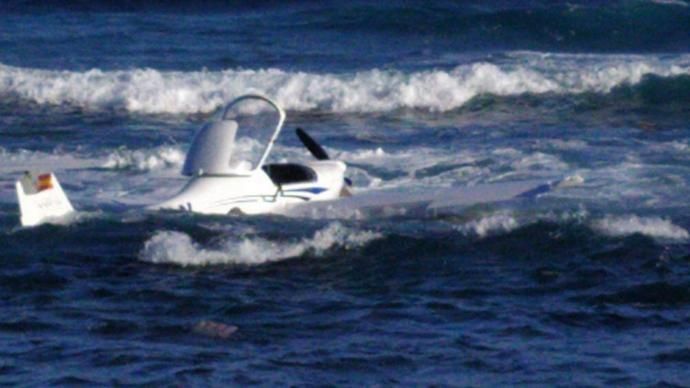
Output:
top-left (16, 172), bottom-right (75, 227)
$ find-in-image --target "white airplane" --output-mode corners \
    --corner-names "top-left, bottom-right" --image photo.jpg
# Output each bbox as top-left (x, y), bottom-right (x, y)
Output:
top-left (15, 94), bottom-right (579, 227)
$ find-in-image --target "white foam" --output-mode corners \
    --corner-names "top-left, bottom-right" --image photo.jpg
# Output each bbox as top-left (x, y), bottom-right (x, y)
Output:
top-left (594, 215), bottom-right (689, 241)
top-left (335, 147), bottom-right (388, 162)
top-left (540, 207), bottom-right (590, 223)
top-left (455, 212), bottom-right (519, 237)
top-left (139, 222), bottom-right (382, 266)
top-left (651, 0), bottom-right (688, 7)
top-left (511, 152), bottom-right (569, 172)
top-left (102, 146), bottom-right (185, 172)
top-left (0, 147), bottom-right (98, 174)
top-left (11, 210), bottom-right (102, 231)
top-left (334, 145), bottom-right (568, 192)
top-left (1, 52), bottom-right (688, 114)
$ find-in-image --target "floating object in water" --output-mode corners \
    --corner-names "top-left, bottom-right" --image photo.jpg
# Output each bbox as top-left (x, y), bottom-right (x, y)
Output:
top-left (152, 94), bottom-right (351, 215)
top-left (15, 171), bottom-right (74, 227)
top-left (192, 320), bottom-right (238, 339)
top-left (14, 94), bottom-right (580, 227)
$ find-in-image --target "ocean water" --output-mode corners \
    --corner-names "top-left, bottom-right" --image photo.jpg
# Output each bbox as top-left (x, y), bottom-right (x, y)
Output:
top-left (1, 0), bottom-right (690, 385)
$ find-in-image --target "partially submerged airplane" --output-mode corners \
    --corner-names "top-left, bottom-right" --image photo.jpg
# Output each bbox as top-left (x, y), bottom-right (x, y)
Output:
top-left (15, 94), bottom-right (578, 227)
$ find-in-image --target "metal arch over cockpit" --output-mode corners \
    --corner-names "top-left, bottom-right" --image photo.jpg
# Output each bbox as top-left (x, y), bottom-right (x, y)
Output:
top-left (182, 94), bottom-right (286, 177)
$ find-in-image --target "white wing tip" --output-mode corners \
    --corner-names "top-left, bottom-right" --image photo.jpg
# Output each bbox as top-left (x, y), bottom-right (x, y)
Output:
top-left (16, 172), bottom-right (75, 227)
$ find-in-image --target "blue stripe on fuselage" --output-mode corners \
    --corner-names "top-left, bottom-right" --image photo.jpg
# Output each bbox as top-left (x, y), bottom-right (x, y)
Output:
top-left (283, 187), bottom-right (328, 195)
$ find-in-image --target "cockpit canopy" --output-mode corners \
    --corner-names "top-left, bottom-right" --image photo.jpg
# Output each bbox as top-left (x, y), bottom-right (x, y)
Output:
top-left (182, 95), bottom-right (285, 176)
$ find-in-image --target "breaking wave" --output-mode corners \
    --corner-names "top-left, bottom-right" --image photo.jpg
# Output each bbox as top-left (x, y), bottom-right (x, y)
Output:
top-left (1, 53), bottom-right (688, 114)
top-left (454, 212), bottom-right (519, 238)
top-left (102, 146), bottom-right (185, 172)
top-left (139, 222), bottom-right (381, 266)
top-left (594, 215), bottom-right (689, 241)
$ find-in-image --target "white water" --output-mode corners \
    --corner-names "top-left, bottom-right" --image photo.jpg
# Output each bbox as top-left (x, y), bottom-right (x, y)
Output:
top-left (450, 210), bottom-right (689, 242)
top-left (1, 53), bottom-right (688, 114)
top-left (102, 146), bottom-right (185, 172)
top-left (0, 145), bottom-right (186, 175)
top-left (139, 222), bottom-right (382, 266)
top-left (455, 212), bottom-right (520, 237)
top-left (594, 215), bottom-right (689, 241)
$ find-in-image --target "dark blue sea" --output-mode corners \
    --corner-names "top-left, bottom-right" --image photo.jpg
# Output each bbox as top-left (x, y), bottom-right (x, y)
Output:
top-left (1, 0), bottom-right (690, 385)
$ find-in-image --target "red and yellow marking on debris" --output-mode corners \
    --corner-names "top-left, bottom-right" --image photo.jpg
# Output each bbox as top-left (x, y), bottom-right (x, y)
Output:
top-left (36, 173), bottom-right (53, 192)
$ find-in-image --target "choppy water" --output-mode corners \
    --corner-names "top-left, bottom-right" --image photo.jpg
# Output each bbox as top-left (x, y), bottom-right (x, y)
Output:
top-left (1, 1), bottom-right (690, 385)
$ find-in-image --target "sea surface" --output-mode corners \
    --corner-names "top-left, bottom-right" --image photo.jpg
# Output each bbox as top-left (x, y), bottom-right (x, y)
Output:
top-left (1, 0), bottom-right (690, 385)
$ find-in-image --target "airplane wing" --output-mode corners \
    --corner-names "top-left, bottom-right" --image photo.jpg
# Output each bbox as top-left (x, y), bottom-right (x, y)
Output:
top-left (287, 177), bottom-right (577, 219)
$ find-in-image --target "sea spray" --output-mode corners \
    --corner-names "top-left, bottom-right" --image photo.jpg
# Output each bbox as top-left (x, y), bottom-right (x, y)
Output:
top-left (139, 222), bottom-right (382, 266)
top-left (594, 215), bottom-right (689, 241)
top-left (1, 53), bottom-right (688, 114)
top-left (102, 146), bottom-right (185, 172)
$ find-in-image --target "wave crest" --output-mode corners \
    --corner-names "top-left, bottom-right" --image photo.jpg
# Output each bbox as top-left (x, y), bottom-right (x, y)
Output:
top-left (1, 53), bottom-right (688, 114)
top-left (102, 146), bottom-right (185, 172)
top-left (455, 212), bottom-right (519, 238)
top-left (594, 215), bottom-right (689, 241)
top-left (139, 222), bottom-right (381, 266)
